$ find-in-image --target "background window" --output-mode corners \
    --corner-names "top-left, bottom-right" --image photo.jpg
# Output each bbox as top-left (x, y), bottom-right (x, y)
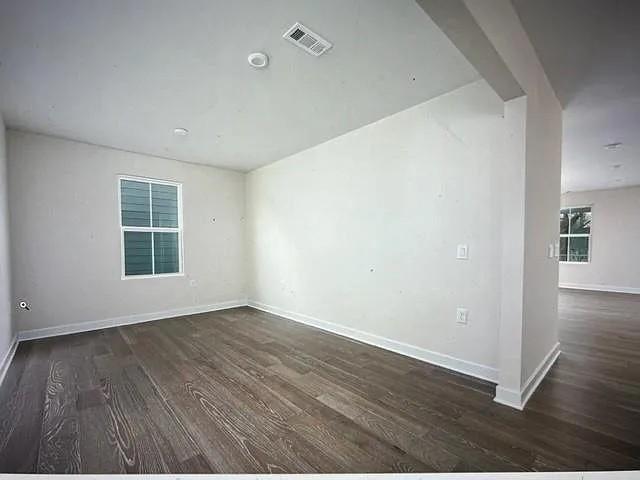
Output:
top-left (559, 206), bottom-right (591, 263)
top-left (120, 177), bottom-right (182, 277)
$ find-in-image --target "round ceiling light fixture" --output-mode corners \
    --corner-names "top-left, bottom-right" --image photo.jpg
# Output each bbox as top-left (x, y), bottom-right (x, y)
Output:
top-left (248, 52), bottom-right (269, 69)
top-left (173, 127), bottom-right (189, 136)
top-left (604, 142), bottom-right (622, 151)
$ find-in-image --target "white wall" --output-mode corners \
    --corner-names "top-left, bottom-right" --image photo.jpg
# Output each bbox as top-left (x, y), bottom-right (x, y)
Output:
top-left (560, 186), bottom-right (640, 293)
top-left (520, 78), bottom-right (562, 384)
top-left (464, 0), bottom-right (563, 399)
top-left (0, 114), bottom-right (15, 371)
top-left (8, 131), bottom-right (247, 333)
top-left (247, 80), bottom-right (504, 376)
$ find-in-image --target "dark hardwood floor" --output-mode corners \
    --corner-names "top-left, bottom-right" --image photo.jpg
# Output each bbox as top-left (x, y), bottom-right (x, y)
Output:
top-left (0, 289), bottom-right (639, 473)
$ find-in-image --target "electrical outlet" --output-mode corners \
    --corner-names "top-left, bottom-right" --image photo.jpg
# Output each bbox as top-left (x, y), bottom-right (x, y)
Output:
top-left (456, 244), bottom-right (469, 260)
top-left (456, 308), bottom-right (469, 325)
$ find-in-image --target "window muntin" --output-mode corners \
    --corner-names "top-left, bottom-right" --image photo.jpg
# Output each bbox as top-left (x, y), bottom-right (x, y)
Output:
top-left (119, 176), bottom-right (183, 278)
top-left (559, 206), bottom-right (591, 263)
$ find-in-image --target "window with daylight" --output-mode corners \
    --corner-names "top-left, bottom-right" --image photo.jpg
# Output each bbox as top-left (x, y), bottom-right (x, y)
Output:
top-left (559, 206), bottom-right (591, 263)
top-left (119, 176), bottom-right (183, 278)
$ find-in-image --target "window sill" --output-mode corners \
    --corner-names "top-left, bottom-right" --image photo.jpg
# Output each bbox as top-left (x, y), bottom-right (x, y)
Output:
top-left (559, 261), bottom-right (590, 265)
top-left (121, 272), bottom-right (185, 280)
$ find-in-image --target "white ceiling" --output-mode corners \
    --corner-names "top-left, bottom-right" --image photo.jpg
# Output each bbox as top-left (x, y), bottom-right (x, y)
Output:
top-left (0, 0), bottom-right (478, 171)
top-left (513, 0), bottom-right (640, 193)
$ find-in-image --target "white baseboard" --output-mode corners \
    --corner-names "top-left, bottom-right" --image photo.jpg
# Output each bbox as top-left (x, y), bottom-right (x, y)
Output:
top-left (493, 385), bottom-right (523, 410)
top-left (0, 334), bottom-right (19, 389)
top-left (18, 299), bottom-right (248, 342)
top-left (248, 300), bottom-right (498, 383)
top-left (521, 342), bottom-right (561, 406)
top-left (560, 283), bottom-right (640, 295)
top-left (494, 342), bottom-right (561, 410)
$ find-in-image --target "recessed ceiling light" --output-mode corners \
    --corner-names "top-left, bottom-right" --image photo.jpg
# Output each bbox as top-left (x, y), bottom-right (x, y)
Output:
top-left (173, 128), bottom-right (189, 136)
top-left (248, 52), bottom-right (269, 69)
top-left (604, 142), bottom-right (622, 150)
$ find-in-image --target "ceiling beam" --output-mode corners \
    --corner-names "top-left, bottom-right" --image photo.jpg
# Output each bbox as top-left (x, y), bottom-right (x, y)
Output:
top-left (416, 0), bottom-right (524, 101)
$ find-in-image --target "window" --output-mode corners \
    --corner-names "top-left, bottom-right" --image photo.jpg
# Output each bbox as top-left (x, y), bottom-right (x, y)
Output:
top-left (559, 206), bottom-right (591, 263)
top-left (119, 176), bottom-right (183, 278)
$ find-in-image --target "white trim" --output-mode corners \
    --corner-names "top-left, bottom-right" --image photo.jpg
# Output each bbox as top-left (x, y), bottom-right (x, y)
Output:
top-left (248, 300), bottom-right (498, 383)
top-left (494, 342), bottom-right (561, 410)
top-left (122, 226), bottom-right (181, 233)
top-left (520, 342), bottom-right (561, 407)
top-left (562, 203), bottom-right (593, 209)
top-left (121, 272), bottom-right (185, 281)
top-left (0, 334), bottom-right (19, 388)
top-left (18, 299), bottom-right (248, 341)
top-left (493, 385), bottom-right (524, 410)
top-left (149, 178), bottom-right (155, 274)
top-left (119, 174), bottom-right (182, 187)
top-left (559, 283), bottom-right (640, 295)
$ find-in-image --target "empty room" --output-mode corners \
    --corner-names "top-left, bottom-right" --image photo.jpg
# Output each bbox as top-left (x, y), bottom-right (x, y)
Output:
top-left (0, 0), bottom-right (638, 478)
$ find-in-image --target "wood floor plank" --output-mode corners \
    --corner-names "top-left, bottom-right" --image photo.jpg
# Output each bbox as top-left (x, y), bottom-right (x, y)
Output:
top-left (76, 366), bottom-right (127, 472)
top-left (0, 343), bottom-right (31, 451)
top-left (121, 360), bottom-right (213, 471)
top-left (1, 289), bottom-right (639, 473)
top-left (282, 412), bottom-right (388, 472)
top-left (37, 358), bottom-right (81, 473)
top-left (0, 340), bottom-right (52, 473)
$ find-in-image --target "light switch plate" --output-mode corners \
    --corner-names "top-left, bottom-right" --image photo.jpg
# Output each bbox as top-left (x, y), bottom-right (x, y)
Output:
top-left (456, 244), bottom-right (469, 260)
top-left (456, 308), bottom-right (469, 325)
top-left (548, 244), bottom-right (554, 258)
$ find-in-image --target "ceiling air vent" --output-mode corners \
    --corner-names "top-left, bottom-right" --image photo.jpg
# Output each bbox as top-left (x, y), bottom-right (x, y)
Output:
top-left (283, 22), bottom-right (332, 57)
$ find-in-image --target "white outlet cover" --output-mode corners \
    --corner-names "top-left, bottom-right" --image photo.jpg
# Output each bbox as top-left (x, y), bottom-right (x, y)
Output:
top-left (456, 244), bottom-right (469, 260)
top-left (456, 308), bottom-right (469, 325)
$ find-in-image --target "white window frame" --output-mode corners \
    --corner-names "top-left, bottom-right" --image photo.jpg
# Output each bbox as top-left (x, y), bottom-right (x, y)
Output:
top-left (118, 175), bottom-right (184, 279)
top-left (560, 204), bottom-right (592, 265)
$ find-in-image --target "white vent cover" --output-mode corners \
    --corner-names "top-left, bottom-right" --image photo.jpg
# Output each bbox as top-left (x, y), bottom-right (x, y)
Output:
top-left (283, 22), bottom-right (332, 56)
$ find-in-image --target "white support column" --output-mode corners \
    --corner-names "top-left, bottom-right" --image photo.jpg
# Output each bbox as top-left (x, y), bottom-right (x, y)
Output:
top-left (494, 96), bottom-right (527, 407)
top-left (464, 0), bottom-right (563, 409)
top-left (418, 0), bottom-right (563, 409)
